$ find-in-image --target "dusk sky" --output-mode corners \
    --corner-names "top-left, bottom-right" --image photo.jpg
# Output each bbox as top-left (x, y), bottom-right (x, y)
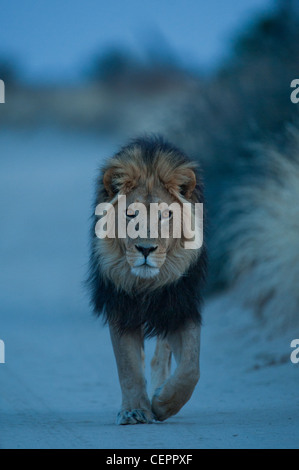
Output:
top-left (0, 0), bottom-right (274, 83)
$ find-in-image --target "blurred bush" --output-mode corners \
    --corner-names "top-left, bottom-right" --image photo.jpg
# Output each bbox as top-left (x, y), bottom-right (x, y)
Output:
top-left (214, 125), bottom-right (299, 330)
top-left (164, 7), bottom-right (299, 300)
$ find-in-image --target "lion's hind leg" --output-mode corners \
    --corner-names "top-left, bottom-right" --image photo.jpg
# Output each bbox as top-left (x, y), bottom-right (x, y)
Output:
top-left (150, 337), bottom-right (172, 399)
top-left (151, 322), bottom-right (200, 422)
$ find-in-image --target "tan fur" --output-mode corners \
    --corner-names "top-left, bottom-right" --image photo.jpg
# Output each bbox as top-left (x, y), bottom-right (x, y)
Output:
top-left (95, 142), bottom-right (203, 424)
top-left (95, 147), bottom-right (201, 293)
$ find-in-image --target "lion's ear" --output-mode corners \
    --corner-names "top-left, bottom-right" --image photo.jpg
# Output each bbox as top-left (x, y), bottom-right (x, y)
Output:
top-left (165, 167), bottom-right (196, 200)
top-left (103, 164), bottom-right (136, 197)
top-left (179, 168), bottom-right (196, 199)
top-left (103, 167), bottom-right (116, 197)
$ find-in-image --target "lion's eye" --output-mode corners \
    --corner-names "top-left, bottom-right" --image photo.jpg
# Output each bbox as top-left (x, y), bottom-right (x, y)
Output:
top-left (126, 208), bottom-right (137, 218)
top-left (161, 210), bottom-right (173, 220)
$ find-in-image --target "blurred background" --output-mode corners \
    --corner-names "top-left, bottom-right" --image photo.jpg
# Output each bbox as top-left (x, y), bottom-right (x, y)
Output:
top-left (1, 0), bottom-right (299, 330)
top-left (1, 0), bottom-right (299, 449)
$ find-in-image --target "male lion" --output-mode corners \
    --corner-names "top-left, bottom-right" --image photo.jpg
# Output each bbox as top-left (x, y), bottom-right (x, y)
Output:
top-left (87, 136), bottom-right (207, 424)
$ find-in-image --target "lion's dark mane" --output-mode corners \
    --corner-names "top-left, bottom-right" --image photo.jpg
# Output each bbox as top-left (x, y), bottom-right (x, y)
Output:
top-left (87, 136), bottom-right (207, 338)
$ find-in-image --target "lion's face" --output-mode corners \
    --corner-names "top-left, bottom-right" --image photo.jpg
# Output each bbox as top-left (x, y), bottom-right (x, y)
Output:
top-left (95, 141), bottom-right (202, 292)
top-left (117, 185), bottom-right (178, 279)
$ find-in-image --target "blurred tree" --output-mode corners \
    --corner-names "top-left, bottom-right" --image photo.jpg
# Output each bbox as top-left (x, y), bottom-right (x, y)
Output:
top-left (90, 47), bottom-right (140, 85)
top-left (233, 5), bottom-right (298, 59)
top-left (277, 0), bottom-right (299, 14)
top-left (0, 58), bottom-right (18, 87)
top-left (165, 3), bottom-right (299, 293)
top-left (89, 44), bottom-right (191, 94)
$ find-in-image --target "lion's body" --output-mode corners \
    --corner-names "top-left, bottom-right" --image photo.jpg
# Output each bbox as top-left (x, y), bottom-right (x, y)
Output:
top-left (87, 136), bottom-right (206, 423)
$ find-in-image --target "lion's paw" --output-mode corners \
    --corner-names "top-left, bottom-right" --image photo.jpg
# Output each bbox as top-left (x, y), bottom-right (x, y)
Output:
top-left (116, 409), bottom-right (154, 425)
top-left (151, 386), bottom-right (180, 422)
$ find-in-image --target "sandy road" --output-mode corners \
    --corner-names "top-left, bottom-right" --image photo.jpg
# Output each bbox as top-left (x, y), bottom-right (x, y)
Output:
top-left (0, 129), bottom-right (298, 449)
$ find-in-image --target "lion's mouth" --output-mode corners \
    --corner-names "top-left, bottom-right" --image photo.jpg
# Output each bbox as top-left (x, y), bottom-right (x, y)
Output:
top-left (131, 264), bottom-right (160, 279)
top-left (132, 257), bottom-right (158, 268)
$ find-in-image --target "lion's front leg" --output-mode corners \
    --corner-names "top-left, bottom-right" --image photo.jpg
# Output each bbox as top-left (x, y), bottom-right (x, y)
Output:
top-left (109, 324), bottom-right (154, 425)
top-left (151, 322), bottom-right (200, 422)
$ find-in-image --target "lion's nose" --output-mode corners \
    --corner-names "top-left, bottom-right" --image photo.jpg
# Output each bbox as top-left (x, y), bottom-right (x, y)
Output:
top-left (135, 244), bottom-right (158, 259)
